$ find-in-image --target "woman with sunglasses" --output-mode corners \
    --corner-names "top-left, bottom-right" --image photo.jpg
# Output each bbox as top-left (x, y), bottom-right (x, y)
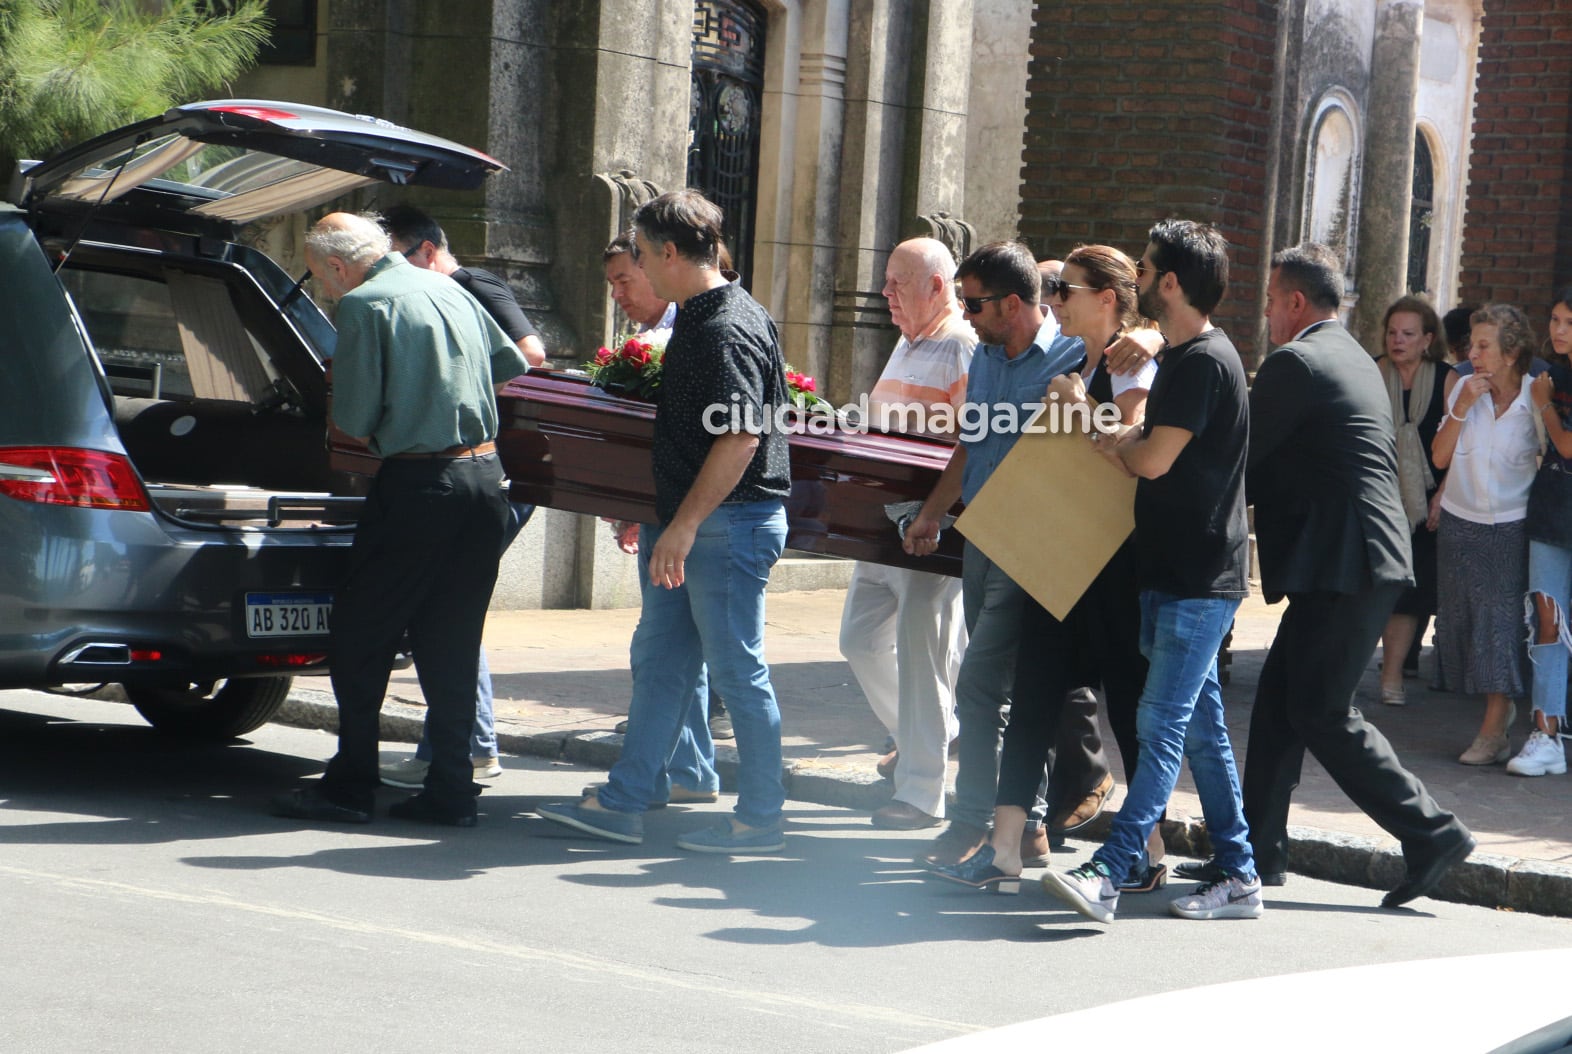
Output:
top-left (932, 244), bottom-right (1161, 893)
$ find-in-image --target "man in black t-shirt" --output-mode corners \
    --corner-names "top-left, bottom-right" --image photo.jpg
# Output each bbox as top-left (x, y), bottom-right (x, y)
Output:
top-left (381, 204), bottom-right (546, 368)
top-left (1041, 220), bottom-right (1263, 925)
top-left (374, 205), bottom-right (540, 794)
top-left (538, 190), bottom-right (794, 856)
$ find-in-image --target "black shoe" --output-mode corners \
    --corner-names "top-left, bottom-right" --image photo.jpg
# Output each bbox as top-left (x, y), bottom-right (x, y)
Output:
top-left (709, 711), bottom-right (734, 740)
top-left (270, 786), bottom-right (372, 825)
top-left (1175, 858), bottom-right (1287, 887)
top-left (1118, 863), bottom-right (1168, 894)
top-left (1383, 829), bottom-right (1476, 909)
top-left (388, 793), bottom-right (478, 828)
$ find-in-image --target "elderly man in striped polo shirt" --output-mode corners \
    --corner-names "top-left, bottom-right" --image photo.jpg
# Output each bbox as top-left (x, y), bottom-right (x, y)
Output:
top-left (839, 237), bottom-right (975, 829)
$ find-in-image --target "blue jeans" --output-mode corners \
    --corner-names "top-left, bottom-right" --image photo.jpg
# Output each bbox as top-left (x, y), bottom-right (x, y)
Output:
top-left (1528, 539), bottom-right (1572, 721)
top-left (416, 501), bottom-right (533, 762)
top-left (635, 527), bottom-right (719, 795)
top-left (599, 501), bottom-right (787, 828)
top-left (1094, 591), bottom-right (1254, 884)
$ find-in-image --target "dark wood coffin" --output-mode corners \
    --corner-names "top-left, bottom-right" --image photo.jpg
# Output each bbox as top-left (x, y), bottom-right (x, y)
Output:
top-left (492, 369), bottom-right (964, 577)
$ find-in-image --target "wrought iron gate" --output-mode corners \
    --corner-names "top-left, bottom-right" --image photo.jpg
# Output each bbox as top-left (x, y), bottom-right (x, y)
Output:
top-left (1408, 131), bottom-right (1434, 295)
top-left (688, 0), bottom-right (766, 288)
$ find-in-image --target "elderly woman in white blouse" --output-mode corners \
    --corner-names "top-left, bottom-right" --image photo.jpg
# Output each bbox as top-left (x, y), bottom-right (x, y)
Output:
top-left (1431, 304), bottom-right (1540, 765)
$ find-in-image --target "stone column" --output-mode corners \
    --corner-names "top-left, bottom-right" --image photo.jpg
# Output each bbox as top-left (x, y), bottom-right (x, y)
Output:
top-left (1348, 0), bottom-right (1423, 352)
top-left (751, 0), bottom-right (851, 392)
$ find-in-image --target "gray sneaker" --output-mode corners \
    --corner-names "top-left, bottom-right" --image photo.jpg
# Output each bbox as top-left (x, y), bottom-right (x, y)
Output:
top-left (536, 799), bottom-right (644, 844)
top-left (379, 757), bottom-right (429, 789)
top-left (1168, 875), bottom-right (1264, 920)
top-left (1040, 860), bottom-right (1119, 923)
top-left (675, 819), bottom-right (785, 854)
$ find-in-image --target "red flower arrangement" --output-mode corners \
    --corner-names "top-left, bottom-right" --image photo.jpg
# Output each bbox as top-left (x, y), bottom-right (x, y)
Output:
top-left (586, 337), bottom-right (830, 411)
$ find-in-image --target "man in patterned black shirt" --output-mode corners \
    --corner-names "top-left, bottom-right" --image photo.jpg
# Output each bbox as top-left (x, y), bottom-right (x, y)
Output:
top-left (539, 189), bottom-right (794, 854)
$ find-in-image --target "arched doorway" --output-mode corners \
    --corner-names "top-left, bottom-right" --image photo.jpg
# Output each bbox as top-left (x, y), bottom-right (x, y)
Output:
top-left (688, 0), bottom-right (766, 289)
top-left (1408, 131), bottom-right (1434, 295)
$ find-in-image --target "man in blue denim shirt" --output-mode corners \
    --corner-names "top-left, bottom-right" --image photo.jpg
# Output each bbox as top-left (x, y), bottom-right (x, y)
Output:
top-left (904, 241), bottom-right (1104, 869)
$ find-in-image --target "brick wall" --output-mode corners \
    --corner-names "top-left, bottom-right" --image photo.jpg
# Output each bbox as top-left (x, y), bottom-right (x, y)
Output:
top-left (1458, 1), bottom-right (1572, 310)
top-left (1019, 1), bottom-right (1278, 365)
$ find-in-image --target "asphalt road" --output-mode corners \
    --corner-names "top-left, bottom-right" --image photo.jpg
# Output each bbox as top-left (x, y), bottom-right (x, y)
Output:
top-left (2, 690), bottom-right (1568, 1054)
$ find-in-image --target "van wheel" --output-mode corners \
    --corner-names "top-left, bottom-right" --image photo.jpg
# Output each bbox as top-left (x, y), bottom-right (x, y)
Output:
top-left (125, 676), bottom-right (294, 740)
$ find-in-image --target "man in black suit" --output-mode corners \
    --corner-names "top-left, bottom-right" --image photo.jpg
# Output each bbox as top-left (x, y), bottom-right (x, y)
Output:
top-left (1238, 243), bottom-right (1473, 908)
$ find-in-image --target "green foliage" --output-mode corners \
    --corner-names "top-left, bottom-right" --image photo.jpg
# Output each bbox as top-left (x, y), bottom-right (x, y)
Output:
top-left (0, 0), bottom-right (271, 160)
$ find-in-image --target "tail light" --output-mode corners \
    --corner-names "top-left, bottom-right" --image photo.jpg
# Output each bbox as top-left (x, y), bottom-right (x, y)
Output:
top-left (0, 448), bottom-right (151, 511)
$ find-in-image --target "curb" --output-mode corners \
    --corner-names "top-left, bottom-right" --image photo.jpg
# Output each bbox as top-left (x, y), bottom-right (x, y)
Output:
top-left (275, 691), bottom-right (1572, 919)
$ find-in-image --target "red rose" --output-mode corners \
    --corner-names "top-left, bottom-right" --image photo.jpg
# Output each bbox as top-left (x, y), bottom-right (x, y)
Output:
top-left (798, 375), bottom-right (816, 392)
top-left (620, 340), bottom-right (652, 368)
top-left (594, 347), bottom-right (614, 366)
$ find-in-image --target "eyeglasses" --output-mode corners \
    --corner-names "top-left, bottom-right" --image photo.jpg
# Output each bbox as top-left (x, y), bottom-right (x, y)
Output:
top-left (961, 292), bottom-right (1010, 314)
top-left (400, 242), bottom-right (424, 260)
top-left (1136, 259), bottom-right (1168, 280)
top-left (1040, 275), bottom-right (1098, 302)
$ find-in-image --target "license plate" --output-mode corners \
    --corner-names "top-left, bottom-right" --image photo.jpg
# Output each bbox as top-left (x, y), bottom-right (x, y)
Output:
top-left (245, 592), bottom-right (332, 638)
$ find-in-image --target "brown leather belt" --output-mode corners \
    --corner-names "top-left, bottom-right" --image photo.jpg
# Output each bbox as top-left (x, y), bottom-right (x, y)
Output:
top-left (388, 440), bottom-right (497, 460)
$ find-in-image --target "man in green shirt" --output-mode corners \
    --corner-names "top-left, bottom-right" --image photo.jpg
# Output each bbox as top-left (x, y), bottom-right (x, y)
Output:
top-left (272, 211), bottom-right (527, 828)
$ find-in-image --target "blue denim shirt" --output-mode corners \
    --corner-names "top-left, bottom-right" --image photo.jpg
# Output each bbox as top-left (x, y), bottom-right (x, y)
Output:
top-left (959, 314), bottom-right (1085, 502)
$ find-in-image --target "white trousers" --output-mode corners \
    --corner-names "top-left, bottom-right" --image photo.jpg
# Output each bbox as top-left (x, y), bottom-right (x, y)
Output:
top-left (839, 561), bottom-right (966, 816)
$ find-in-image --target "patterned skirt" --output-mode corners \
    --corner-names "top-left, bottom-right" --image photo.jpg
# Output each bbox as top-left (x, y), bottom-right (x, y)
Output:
top-left (1437, 511), bottom-right (1529, 696)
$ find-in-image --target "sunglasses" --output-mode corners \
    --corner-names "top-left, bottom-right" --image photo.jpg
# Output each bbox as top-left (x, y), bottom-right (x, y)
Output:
top-left (961, 292), bottom-right (1010, 314)
top-left (1040, 275), bottom-right (1098, 302)
top-left (1136, 259), bottom-right (1168, 280)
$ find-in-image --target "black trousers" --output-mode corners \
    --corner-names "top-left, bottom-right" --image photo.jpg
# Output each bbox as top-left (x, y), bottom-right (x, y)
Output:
top-left (996, 542), bottom-right (1145, 815)
top-left (1242, 584), bottom-right (1461, 873)
top-left (322, 454), bottom-right (509, 813)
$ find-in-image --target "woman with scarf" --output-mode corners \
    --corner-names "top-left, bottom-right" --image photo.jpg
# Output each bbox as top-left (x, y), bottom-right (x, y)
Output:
top-left (1374, 296), bottom-right (1451, 707)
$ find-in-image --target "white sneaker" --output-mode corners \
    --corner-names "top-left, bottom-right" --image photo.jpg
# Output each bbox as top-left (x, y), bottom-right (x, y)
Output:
top-left (1168, 875), bottom-right (1265, 920)
top-left (473, 756), bottom-right (503, 780)
top-left (1507, 730), bottom-right (1567, 776)
top-left (1040, 860), bottom-right (1119, 923)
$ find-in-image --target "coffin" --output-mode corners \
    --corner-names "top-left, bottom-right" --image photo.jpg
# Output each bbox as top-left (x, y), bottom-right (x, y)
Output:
top-left (492, 369), bottom-right (965, 577)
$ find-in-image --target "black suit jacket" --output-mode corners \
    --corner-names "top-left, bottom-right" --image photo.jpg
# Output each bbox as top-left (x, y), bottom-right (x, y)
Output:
top-left (1247, 320), bottom-right (1414, 602)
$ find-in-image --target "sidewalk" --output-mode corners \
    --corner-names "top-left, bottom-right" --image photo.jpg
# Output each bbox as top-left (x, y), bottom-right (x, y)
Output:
top-left (278, 586), bottom-right (1572, 917)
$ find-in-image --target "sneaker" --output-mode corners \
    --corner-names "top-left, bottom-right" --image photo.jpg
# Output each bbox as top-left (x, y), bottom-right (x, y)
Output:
top-left (379, 757), bottom-right (429, 789)
top-left (536, 799), bottom-right (645, 844)
top-left (708, 711), bottom-right (734, 740)
top-left (1168, 875), bottom-right (1264, 920)
top-left (473, 757), bottom-right (502, 780)
top-left (675, 819), bottom-right (785, 854)
top-left (1040, 859), bottom-right (1119, 923)
top-left (1507, 730), bottom-right (1567, 776)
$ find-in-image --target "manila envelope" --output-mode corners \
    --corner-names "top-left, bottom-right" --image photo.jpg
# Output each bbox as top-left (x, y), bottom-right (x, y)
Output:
top-left (954, 429), bottom-right (1136, 620)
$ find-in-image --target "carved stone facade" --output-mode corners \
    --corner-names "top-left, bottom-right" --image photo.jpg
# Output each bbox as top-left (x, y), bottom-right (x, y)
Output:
top-left (232, 0), bottom-right (1033, 607)
top-left (1020, 0), bottom-right (1486, 364)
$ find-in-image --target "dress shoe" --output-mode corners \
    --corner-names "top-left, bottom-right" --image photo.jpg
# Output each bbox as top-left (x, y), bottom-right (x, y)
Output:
top-left (388, 793), bottom-right (477, 828)
top-left (1050, 773), bottom-right (1115, 833)
top-left (917, 821), bottom-right (989, 868)
top-left (270, 786), bottom-right (372, 825)
top-left (928, 844), bottom-right (1020, 894)
top-left (872, 800), bottom-right (942, 830)
top-left (1459, 733), bottom-right (1510, 766)
top-left (1382, 828), bottom-right (1476, 909)
top-left (875, 748), bottom-right (899, 781)
top-left (1021, 826), bottom-right (1051, 868)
